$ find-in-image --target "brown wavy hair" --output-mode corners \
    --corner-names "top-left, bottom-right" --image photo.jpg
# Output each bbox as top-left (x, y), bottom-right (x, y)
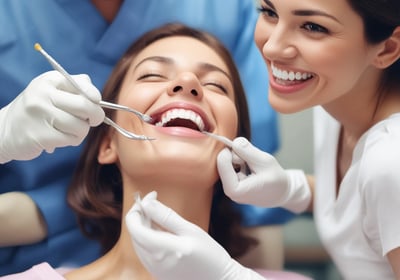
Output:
top-left (67, 23), bottom-right (256, 258)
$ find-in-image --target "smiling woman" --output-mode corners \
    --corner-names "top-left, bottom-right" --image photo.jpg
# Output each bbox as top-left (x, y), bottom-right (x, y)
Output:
top-left (64, 23), bottom-right (255, 278)
top-left (248, 0), bottom-right (400, 278)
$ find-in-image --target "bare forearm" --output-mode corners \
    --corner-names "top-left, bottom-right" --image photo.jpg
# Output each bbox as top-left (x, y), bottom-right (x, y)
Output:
top-left (0, 192), bottom-right (47, 246)
top-left (387, 247), bottom-right (400, 278)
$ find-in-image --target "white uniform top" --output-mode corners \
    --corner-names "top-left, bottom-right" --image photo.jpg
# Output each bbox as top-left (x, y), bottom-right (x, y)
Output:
top-left (313, 106), bottom-right (400, 279)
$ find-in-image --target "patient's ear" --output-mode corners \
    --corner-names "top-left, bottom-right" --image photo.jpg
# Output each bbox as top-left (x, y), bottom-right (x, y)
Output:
top-left (98, 134), bottom-right (118, 164)
top-left (373, 26), bottom-right (400, 69)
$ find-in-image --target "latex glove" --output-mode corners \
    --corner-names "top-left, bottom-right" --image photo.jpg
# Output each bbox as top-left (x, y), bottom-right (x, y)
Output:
top-left (217, 137), bottom-right (311, 213)
top-left (126, 191), bottom-right (266, 280)
top-left (0, 71), bottom-right (105, 163)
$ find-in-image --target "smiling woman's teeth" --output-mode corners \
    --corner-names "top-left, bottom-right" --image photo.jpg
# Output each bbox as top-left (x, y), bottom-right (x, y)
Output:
top-left (155, 108), bottom-right (205, 131)
top-left (271, 64), bottom-right (313, 82)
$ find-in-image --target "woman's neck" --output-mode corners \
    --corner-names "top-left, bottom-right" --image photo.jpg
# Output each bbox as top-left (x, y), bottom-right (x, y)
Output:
top-left (65, 234), bottom-right (153, 280)
top-left (124, 184), bottom-right (214, 230)
top-left (65, 188), bottom-right (213, 279)
top-left (122, 173), bottom-right (216, 231)
top-left (329, 84), bottom-right (400, 193)
top-left (326, 87), bottom-right (400, 140)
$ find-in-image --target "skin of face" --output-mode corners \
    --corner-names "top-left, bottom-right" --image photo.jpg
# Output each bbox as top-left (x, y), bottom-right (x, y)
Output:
top-left (254, 0), bottom-right (386, 116)
top-left (97, 36), bottom-right (238, 221)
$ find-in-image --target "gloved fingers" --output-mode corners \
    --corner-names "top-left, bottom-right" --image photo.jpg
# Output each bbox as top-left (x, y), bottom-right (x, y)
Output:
top-left (47, 70), bottom-right (101, 104)
top-left (217, 148), bottom-right (242, 198)
top-left (38, 71), bottom-right (103, 119)
top-left (26, 71), bottom-right (105, 126)
top-left (140, 199), bottom-right (200, 235)
top-left (51, 116), bottom-right (90, 145)
top-left (30, 70), bottom-right (61, 86)
top-left (0, 71), bottom-right (102, 163)
top-left (217, 148), bottom-right (234, 169)
top-left (141, 191), bottom-right (158, 202)
top-left (232, 152), bottom-right (250, 180)
top-left (32, 71), bottom-right (82, 96)
top-left (236, 163), bottom-right (249, 181)
top-left (32, 93), bottom-right (91, 139)
top-left (231, 152), bottom-right (244, 166)
top-left (59, 74), bottom-right (101, 104)
top-left (6, 92), bottom-right (87, 146)
top-left (126, 207), bottom-right (187, 256)
top-left (231, 137), bottom-right (276, 171)
top-left (51, 90), bottom-right (105, 126)
top-left (131, 191), bottom-right (158, 223)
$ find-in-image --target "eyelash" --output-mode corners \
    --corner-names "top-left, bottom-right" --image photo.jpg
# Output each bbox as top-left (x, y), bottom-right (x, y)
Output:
top-left (301, 22), bottom-right (329, 34)
top-left (204, 82), bottom-right (228, 94)
top-left (257, 5), bottom-right (330, 35)
top-left (257, 6), bottom-right (278, 20)
top-left (137, 73), bottom-right (165, 80)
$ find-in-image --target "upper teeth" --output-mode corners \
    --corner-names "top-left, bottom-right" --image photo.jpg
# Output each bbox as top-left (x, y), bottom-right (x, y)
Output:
top-left (272, 65), bottom-right (313, 81)
top-left (155, 108), bottom-right (205, 131)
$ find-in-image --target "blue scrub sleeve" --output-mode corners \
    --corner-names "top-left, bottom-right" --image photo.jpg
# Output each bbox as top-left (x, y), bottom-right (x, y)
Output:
top-left (26, 180), bottom-right (76, 237)
top-left (235, 204), bottom-right (295, 227)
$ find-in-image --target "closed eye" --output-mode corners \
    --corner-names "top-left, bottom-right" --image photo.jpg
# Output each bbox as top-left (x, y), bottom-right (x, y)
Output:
top-left (137, 73), bottom-right (166, 81)
top-left (204, 82), bottom-right (227, 94)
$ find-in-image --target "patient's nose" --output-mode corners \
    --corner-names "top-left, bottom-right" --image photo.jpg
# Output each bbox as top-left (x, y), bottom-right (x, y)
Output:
top-left (168, 72), bottom-right (203, 99)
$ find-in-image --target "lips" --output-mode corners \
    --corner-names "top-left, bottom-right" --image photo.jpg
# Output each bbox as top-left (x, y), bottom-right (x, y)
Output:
top-left (149, 103), bottom-right (212, 132)
top-left (271, 64), bottom-right (314, 83)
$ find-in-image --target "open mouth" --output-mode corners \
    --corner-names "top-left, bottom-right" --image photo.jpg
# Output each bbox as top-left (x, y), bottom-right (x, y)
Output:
top-left (151, 108), bottom-right (210, 132)
top-left (271, 64), bottom-right (314, 84)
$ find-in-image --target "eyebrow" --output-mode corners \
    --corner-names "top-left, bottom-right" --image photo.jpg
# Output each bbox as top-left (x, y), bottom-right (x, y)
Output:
top-left (263, 0), bottom-right (340, 23)
top-left (133, 56), bottom-right (172, 71)
top-left (198, 62), bottom-right (232, 82)
top-left (134, 56), bottom-right (232, 81)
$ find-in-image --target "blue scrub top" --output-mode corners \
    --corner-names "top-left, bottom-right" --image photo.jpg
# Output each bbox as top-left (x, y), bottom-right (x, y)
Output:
top-left (0, 0), bottom-right (292, 274)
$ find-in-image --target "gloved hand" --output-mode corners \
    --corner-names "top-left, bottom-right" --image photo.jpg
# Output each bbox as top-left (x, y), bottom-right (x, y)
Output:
top-left (217, 137), bottom-right (311, 213)
top-left (126, 191), bottom-right (265, 280)
top-left (0, 71), bottom-right (105, 163)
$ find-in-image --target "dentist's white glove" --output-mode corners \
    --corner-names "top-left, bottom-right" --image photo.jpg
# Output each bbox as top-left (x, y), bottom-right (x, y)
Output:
top-left (126, 192), bottom-right (266, 280)
top-left (217, 137), bottom-right (311, 213)
top-left (0, 71), bottom-right (105, 164)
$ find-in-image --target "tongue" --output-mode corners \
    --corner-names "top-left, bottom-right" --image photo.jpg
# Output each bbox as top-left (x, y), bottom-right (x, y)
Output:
top-left (164, 118), bottom-right (199, 131)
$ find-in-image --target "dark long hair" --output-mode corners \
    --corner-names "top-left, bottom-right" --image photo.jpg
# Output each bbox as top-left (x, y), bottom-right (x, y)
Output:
top-left (67, 23), bottom-right (256, 258)
top-left (347, 0), bottom-right (400, 92)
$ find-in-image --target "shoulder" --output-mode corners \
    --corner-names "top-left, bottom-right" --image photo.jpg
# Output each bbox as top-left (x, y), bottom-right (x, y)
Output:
top-left (361, 114), bottom-right (400, 170)
top-left (358, 115), bottom-right (400, 197)
top-left (0, 263), bottom-right (66, 280)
